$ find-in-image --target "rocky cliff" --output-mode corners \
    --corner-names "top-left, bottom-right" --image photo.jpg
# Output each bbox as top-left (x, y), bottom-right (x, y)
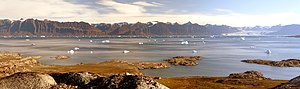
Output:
top-left (0, 19), bottom-right (104, 36)
top-left (94, 21), bottom-right (239, 35)
top-left (0, 19), bottom-right (239, 36)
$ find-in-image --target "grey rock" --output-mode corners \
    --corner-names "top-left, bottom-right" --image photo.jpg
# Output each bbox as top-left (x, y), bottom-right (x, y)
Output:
top-left (86, 74), bottom-right (169, 89)
top-left (50, 72), bottom-right (100, 88)
top-left (0, 72), bottom-right (56, 89)
top-left (273, 75), bottom-right (300, 89)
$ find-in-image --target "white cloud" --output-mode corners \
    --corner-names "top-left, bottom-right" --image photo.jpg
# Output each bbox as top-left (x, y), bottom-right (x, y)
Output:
top-left (0, 0), bottom-right (300, 27)
top-left (95, 1), bottom-right (300, 26)
top-left (97, 12), bottom-right (300, 27)
top-left (97, 0), bottom-right (162, 15)
top-left (0, 0), bottom-right (99, 22)
top-left (133, 1), bottom-right (162, 7)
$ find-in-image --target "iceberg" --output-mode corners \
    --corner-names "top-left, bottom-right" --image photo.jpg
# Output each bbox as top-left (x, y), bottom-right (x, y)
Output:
top-left (181, 41), bottom-right (189, 45)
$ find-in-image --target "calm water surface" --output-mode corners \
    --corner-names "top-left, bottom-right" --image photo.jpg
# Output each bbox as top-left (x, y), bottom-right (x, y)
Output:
top-left (0, 36), bottom-right (299, 80)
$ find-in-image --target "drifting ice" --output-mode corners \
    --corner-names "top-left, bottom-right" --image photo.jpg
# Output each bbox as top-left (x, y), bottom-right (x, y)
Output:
top-left (240, 37), bottom-right (245, 40)
top-left (123, 50), bottom-right (130, 53)
top-left (265, 50), bottom-right (271, 54)
top-left (67, 50), bottom-right (75, 54)
top-left (102, 40), bottom-right (110, 43)
top-left (192, 50), bottom-right (198, 53)
top-left (181, 41), bottom-right (189, 45)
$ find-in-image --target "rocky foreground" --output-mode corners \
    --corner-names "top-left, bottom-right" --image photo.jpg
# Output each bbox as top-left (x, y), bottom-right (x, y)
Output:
top-left (0, 72), bottom-right (169, 89)
top-left (0, 52), bottom-right (170, 89)
top-left (1, 52), bottom-right (300, 89)
top-left (242, 59), bottom-right (300, 67)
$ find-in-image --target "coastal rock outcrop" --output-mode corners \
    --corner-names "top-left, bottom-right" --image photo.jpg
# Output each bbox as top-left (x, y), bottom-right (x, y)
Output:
top-left (273, 75), bottom-right (300, 89)
top-left (50, 55), bottom-right (70, 60)
top-left (216, 71), bottom-right (271, 86)
top-left (242, 59), bottom-right (300, 67)
top-left (132, 62), bottom-right (170, 69)
top-left (0, 72), bottom-right (56, 89)
top-left (227, 71), bottom-right (270, 80)
top-left (108, 60), bottom-right (170, 69)
top-left (0, 52), bottom-right (41, 77)
top-left (165, 56), bottom-right (202, 66)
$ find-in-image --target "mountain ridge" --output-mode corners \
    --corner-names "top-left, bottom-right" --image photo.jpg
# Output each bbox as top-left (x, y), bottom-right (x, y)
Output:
top-left (0, 19), bottom-right (238, 36)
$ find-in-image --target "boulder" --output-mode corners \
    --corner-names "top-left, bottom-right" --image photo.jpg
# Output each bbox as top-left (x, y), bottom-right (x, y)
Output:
top-left (273, 75), bottom-right (300, 89)
top-left (50, 72), bottom-right (100, 87)
top-left (50, 72), bottom-right (169, 89)
top-left (0, 72), bottom-right (56, 89)
top-left (165, 56), bottom-right (202, 66)
top-left (86, 74), bottom-right (169, 89)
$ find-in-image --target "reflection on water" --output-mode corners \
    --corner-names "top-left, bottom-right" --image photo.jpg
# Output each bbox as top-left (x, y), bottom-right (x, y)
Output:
top-left (0, 36), bottom-right (300, 79)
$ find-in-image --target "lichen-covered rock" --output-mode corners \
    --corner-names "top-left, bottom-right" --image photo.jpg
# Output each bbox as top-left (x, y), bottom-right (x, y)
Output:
top-left (165, 56), bottom-right (202, 66)
top-left (50, 72), bottom-right (169, 89)
top-left (228, 71), bottom-right (270, 80)
top-left (273, 75), bottom-right (300, 89)
top-left (242, 59), bottom-right (300, 67)
top-left (0, 52), bottom-right (41, 77)
top-left (86, 74), bottom-right (169, 89)
top-left (51, 83), bottom-right (78, 89)
top-left (50, 72), bottom-right (101, 87)
top-left (0, 72), bottom-right (56, 89)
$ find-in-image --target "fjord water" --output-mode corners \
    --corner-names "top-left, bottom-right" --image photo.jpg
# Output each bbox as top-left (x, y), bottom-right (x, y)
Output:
top-left (0, 36), bottom-right (300, 80)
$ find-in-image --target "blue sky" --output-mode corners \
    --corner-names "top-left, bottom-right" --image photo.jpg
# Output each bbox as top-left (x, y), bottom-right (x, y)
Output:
top-left (0, 0), bottom-right (300, 26)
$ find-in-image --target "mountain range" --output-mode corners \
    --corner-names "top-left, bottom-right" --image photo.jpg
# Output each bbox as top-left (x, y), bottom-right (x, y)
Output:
top-left (238, 24), bottom-right (300, 36)
top-left (1, 18), bottom-right (300, 36)
top-left (0, 19), bottom-right (238, 36)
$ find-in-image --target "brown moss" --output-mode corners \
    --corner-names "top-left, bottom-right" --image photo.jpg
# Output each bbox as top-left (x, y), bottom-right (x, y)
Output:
top-left (157, 76), bottom-right (287, 89)
top-left (29, 61), bottom-right (143, 76)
